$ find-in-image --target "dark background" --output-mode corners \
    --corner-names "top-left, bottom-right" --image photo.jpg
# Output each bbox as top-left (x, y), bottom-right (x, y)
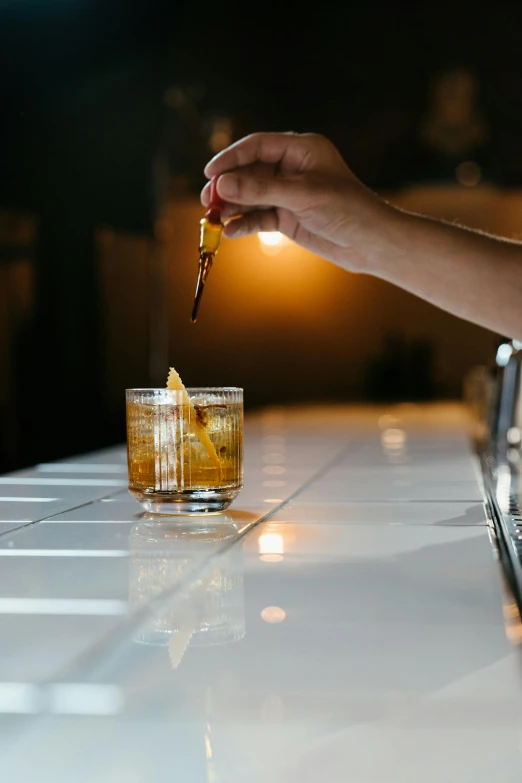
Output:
top-left (1, 0), bottom-right (521, 472)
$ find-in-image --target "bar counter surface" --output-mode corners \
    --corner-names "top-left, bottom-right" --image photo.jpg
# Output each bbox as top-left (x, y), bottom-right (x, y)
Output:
top-left (0, 403), bottom-right (521, 781)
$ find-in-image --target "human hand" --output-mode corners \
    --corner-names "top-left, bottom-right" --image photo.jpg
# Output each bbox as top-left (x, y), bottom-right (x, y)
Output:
top-left (202, 132), bottom-right (397, 271)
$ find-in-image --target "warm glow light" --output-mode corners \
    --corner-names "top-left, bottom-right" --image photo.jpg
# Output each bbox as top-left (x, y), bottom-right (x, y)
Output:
top-left (259, 533), bottom-right (284, 555)
top-left (263, 465), bottom-right (286, 474)
top-left (259, 532), bottom-right (284, 561)
top-left (263, 498), bottom-right (283, 503)
top-left (261, 606), bottom-right (286, 623)
top-left (258, 231), bottom-right (284, 246)
top-left (209, 118), bottom-right (233, 154)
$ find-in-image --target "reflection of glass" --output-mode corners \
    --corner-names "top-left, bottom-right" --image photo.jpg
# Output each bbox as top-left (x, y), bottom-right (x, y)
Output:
top-left (129, 516), bottom-right (245, 666)
top-left (126, 387), bottom-right (243, 514)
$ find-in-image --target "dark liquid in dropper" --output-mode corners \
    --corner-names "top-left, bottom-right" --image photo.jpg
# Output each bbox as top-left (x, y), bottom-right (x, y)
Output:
top-left (191, 252), bottom-right (215, 323)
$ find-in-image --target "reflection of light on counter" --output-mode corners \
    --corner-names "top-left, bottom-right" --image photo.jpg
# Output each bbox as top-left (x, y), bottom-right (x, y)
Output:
top-left (503, 597), bottom-right (522, 646)
top-left (264, 498), bottom-right (283, 503)
top-left (262, 435), bottom-right (286, 446)
top-left (259, 533), bottom-right (284, 562)
top-left (381, 428), bottom-right (407, 463)
top-left (496, 343), bottom-right (513, 367)
top-left (496, 464), bottom-right (511, 513)
top-left (263, 465), bottom-right (286, 474)
top-left (263, 480), bottom-right (287, 487)
top-left (261, 606), bottom-right (286, 623)
top-left (507, 427), bottom-right (522, 445)
top-left (50, 684), bottom-right (123, 716)
top-left (205, 734), bottom-right (213, 760)
top-left (0, 683), bottom-right (40, 714)
top-left (381, 428), bottom-right (406, 448)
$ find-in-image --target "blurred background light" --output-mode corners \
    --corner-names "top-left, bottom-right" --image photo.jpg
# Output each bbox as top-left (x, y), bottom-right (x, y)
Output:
top-left (257, 231), bottom-right (286, 255)
top-left (496, 343), bottom-right (513, 367)
top-left (456, 161), bottom-right (482, 187)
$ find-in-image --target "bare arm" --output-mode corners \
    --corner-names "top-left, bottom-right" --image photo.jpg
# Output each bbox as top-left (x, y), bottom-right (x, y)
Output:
top-left (202, 132), bottom-right (522, 339)
top-left (371, 207), bottom-right (522, 340)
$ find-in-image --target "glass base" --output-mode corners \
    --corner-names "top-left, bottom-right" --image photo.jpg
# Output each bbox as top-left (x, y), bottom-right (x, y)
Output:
top-left (129, 487), bottom-right (241, 516)
top-left (135, 623), bottom-right (246, 647)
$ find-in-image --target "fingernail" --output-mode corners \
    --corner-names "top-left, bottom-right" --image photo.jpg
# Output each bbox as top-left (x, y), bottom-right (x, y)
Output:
top-left (218, 174), bottom-right (238, 199)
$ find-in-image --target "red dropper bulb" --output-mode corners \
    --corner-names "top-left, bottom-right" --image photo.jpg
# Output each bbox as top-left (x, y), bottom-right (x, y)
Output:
top-left (205, 177), bottom-right (225, 225)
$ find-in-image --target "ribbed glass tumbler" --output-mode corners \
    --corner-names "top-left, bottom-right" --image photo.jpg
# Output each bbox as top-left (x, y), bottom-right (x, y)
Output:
top-left (126, 388), bottom-right (244, 514)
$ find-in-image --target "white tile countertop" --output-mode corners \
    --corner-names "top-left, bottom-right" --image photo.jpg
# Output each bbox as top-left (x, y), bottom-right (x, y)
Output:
top-left (0, 403), bottom-right (521, 782)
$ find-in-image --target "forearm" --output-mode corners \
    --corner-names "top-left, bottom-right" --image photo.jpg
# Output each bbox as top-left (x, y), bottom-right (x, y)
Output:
top-left (365, 205), bottom-right (522, 339)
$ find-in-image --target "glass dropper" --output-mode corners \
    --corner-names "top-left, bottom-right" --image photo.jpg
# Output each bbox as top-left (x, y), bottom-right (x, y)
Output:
top-left (191, 177), bottom-right (225, 323)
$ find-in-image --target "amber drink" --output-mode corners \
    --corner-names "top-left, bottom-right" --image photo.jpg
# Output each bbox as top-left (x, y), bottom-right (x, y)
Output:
top-left (126, 388), bottom-right (243, 514)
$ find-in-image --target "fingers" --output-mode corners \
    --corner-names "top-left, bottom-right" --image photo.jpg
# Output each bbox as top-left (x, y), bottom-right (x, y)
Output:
top-left (218, 171), bottom-right (315, 212)
top-left (224, 210), bottom-right (280, 238)
top-left (220, 202), bottom-right (258, 220)
top-left (223, 208), bottom-right (358, 270)
top-left (204, 132), bottom-right (326, 179)
top-left (203, 166), bottom-right (314, 214)
top-left (201, 162), bottom-right (276, 207)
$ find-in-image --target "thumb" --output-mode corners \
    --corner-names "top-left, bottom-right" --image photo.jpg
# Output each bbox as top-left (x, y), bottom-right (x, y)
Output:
top-left (217, 172), bottom-right (311, 212)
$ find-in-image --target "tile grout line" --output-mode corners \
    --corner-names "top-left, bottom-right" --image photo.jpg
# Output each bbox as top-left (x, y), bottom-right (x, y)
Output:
top-left (0, 433), bottom-right (361, 542)
top-left (0, 424), bottom-right (485, 692)
top-left (0, 489), bottom-right (127, 540)
top-left (32, 437), bottom-right (363, 687)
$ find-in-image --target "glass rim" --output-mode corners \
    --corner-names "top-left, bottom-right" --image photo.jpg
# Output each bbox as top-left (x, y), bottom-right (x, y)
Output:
top-left (126, 387), bottom-right (242, 393)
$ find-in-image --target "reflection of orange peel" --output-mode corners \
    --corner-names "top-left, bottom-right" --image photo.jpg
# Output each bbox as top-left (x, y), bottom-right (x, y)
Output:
top-left (168, 577), bottom-right (210, 669)
top-left (167, 367), bottom-right (221, 478)
top-left (168, 628), bottom-right (194, 669)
